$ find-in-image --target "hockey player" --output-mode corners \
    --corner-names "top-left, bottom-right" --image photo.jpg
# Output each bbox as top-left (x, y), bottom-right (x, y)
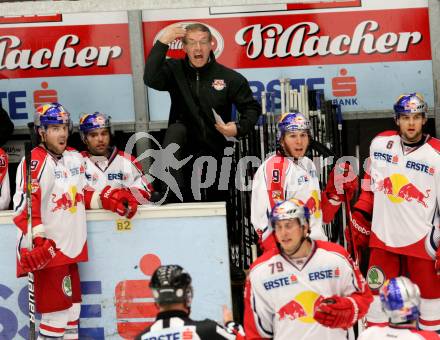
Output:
top-left (358, 277), bottom-right (440, 339)
top-left (13, 103), bottom-right (139, 339)
top-left (244, 199), bottom-right (372, 340)
top-left (0, 147), bottom-right (10, 210)
top-left (349, 93), bottom-right (440, 331)
top-left (135, 264), bottom-right (245, 340)
top-left (251, 111), bottom-right (357, 251)
top-left (79, 112), bottom-right (153, 204)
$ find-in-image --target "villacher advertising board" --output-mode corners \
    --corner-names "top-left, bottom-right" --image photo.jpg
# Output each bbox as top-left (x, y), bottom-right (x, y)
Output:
top-left (142, 0), bottom-right (434, 122)
top-left (0, 12), bottom-right (135, 127)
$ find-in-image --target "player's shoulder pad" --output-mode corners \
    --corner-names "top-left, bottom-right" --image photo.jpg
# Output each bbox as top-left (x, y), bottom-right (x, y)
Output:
top-left (28, 146), bottom-right (48, 178)
top-left (117, 149), bottom-right (137, 162)
top-left (264, 153), bottom-right (283, 164)
top-left (66, 146), bottom-right (79, 153)
top-left (427, 136), bottom-right (440, 153)
top-left (374, 130), bottom-right (398, 139)
top-left (249, 247), bottom-right (280, 271)
top-left (117, 149), bottom-right (142, 170)
top-left (300, 155), bottom-right (315, 167)
top-left (315, 240), bottom-right (350, 259)
top-left (31, 146), bottom-right (48, 163)
top-left (410, 329), bottom-right (440, 340)
top-left (80, 150), bottom-right (91, 158)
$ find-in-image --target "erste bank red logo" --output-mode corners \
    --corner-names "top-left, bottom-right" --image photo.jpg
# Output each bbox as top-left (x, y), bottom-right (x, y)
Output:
top-left (153, 21), bottom-right (224, 60)
top-left (332, 68), bottom-right (357, 97)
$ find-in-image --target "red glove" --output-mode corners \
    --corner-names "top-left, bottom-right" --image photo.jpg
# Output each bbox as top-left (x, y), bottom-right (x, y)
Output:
top-left (314, 295), bottom-right (358, 329)
top-left (326, 162), bottom-right (358, 202)
top-left (20, 237), bottom-right (57, 273)
top-left (100, 186), bottom-right (138, 218)
top-left (349, 209), bottom-right (371, 250)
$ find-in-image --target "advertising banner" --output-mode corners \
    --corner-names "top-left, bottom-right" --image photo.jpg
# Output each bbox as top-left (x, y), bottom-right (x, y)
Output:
top-left (142, 0), bottom-right (434, 122)
top-left (0, 205), bottom-right (231, 339)
top-left (0, 12), bottom-right (135, 127)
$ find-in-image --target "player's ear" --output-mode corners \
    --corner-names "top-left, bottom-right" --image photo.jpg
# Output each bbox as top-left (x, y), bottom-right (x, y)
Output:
top-left (303, 222), bottom-right (310, 236)
top-left (38, 128), bottom-right (45, 141)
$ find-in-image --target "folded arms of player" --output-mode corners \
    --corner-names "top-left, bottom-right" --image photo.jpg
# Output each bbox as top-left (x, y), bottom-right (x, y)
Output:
top-left (19, 237), bottom-right (57, 273)
top-left (85, 185), bottom-right (138, 218)
top-left (322, 162), bottom-right (358, 224)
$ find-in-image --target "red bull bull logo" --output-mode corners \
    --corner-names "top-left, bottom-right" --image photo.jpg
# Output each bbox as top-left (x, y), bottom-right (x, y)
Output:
top-left (300, 191), bottom-right (321, 218)
top-left (51, 186), bottom-right (84, 213)
top-left (278, 300), bottom-right (306, 321)
top-left (375, 174), bottom-right (430, 207)
top-left (278, 291), bottom-right (324, 323)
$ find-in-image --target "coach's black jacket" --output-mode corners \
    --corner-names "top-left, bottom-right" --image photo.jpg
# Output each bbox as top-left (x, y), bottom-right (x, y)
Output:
top-left (144, 41), bottom-right (259, 154)
top-left (135, 310), bottom-right (241, 340)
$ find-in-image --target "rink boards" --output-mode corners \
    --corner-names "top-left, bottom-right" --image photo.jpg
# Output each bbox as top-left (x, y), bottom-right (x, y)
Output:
top-left (0, 202), bottom-right (231, 339)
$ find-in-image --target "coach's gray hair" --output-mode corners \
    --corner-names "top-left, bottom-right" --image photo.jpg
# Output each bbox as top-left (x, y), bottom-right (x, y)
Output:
top-left (182, 23), bottom-right (212, 44)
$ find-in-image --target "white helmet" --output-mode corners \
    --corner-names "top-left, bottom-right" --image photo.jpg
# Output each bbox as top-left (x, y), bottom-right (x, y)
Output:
top-left (380, 276), bottom-right (421, 324)
top-left (270, 199), bottom-right (309, 228)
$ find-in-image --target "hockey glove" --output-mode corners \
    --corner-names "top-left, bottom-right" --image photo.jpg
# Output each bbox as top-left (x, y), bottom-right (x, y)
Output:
top-left (349, 209), bottom-right (371, 251)
top-left (100, 186), bottom-right (138, 219)
top-left (325, 162), bottom-right (358, 203)
top-left (20, 237), bottom-right (57, 272)
top-left (314, 295), bottom-right (358, 329)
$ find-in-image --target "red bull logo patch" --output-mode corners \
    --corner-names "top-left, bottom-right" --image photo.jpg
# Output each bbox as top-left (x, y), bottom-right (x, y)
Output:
top-left (298, 191), bottom-right (321, 219)
top-left (31, 179), bottom-right (39, 193)
top-left (271, 190), bottom-right (282, 201)
top-left (212, 79), bottom-right (226, 91)
top-left (278, 291), bottom-right (324, 324)
top-left (51, 186), bottom-right (84, 213)
top-left (375, 173), bottom-right (430, 208)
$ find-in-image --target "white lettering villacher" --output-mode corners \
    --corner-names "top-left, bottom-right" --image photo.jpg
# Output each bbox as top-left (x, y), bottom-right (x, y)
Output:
top-left (235, 20), bottom-right (422, 59)
top-left (0, 34), bottom-right (122, 70)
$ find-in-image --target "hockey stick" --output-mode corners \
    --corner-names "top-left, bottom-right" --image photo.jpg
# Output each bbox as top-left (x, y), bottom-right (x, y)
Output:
top-left (25, 141), bottom-right (36, 340)
top-left (344, 191), bottom-right (360, 265)
top-left (334, 105), bottom-right (360, 264)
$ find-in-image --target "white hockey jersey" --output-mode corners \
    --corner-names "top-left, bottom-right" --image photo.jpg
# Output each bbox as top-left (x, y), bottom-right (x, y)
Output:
top-left (251, 154), bottom-right (327, 245)
top-left (244, 241), bottom-right (372, 340)
top-left (368, 132), bottom-right (440, 259)
top-left (13, 146), bottom-right (88, 276)
top-left (358, 325), bottom-right (440, 339)
top-left (0, 148), bottom-right (10, 210)
top-left (82, 147), bottom-right (152, 203)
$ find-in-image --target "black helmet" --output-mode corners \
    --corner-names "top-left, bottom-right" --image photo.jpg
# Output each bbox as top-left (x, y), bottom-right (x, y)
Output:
top-left (150, 265), bottom-right (193, 307)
